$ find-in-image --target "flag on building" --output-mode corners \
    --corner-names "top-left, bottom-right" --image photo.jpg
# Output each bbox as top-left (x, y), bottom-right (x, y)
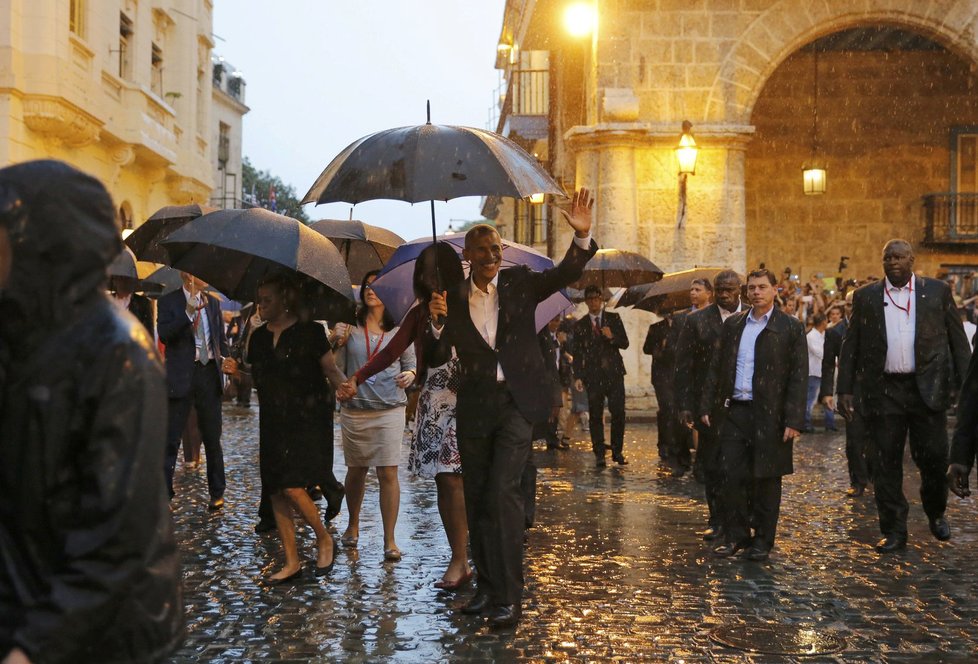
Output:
top-left (268, 184), bottom-right (277, 212)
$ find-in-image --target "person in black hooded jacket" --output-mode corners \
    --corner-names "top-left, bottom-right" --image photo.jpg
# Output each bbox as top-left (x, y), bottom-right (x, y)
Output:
top-left (0, 160), bottom-right (184, 664)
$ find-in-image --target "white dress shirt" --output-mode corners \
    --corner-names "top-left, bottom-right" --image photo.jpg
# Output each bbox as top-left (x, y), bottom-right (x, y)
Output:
top-left (719, 302), bottom-right (742, 322)
top-left (883, 274), bottom-right (916, 374)
top-left (733, 306), bottom-right (773, 400)
top-left (806, 327), bottom-right (825, 378)
top-left (183, 287), bottom-right (212, 363)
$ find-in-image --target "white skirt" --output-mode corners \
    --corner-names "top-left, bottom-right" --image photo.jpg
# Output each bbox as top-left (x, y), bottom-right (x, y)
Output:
top-left (340, 406), bottom-right (405, 467)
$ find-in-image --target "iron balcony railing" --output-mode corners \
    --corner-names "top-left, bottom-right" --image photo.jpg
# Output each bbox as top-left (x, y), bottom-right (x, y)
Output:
top-left (923, 193), bottom-right (978, 244)
top-left (510, 68), bottom-right (549, 116)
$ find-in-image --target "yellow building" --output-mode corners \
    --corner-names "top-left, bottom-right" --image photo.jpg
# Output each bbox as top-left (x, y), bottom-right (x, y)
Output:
top-left (490, 0), bottom-right (978, 403)
top-left (0, 0), bottom-right (247, 229)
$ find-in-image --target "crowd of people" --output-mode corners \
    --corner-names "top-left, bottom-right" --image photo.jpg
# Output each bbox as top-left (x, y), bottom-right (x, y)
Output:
top-left (4, 161), bottom-right (978, 662)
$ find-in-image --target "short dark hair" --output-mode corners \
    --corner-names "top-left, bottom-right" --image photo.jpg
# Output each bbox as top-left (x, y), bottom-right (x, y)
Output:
top-left (356, 269), bottom-right (396, 331)
top-left (257, 271), bottom-right (299, 311)
top-left (812, 312), bottom-right (827, 326)
top-left (413, 242), bottom-right (464, 302)
top-left (464, 224), bottom-right (499, 248)
top-left (713, 269), bottom-right (742, 288)
top-left (584, 285), bottom-right (602, 298)
top-left (747, 268), bottom-right (777, 286)
top-left (690, 278), bottom-right (713, 292)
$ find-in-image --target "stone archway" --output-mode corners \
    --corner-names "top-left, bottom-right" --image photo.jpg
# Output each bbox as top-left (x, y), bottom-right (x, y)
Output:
top-left (704, 0), bottom-right (978, 125)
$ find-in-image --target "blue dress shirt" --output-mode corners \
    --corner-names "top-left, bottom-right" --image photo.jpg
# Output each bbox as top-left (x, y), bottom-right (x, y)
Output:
top-left (732, 306), bottom-right (773, 400)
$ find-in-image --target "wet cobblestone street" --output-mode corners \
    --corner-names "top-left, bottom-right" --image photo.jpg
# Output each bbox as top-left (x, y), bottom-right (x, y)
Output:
top-left (168, 404), bottom-right (978, 662)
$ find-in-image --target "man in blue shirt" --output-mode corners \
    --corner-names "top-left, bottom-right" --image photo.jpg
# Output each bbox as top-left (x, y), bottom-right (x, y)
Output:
top-left (701, 269), bottom-right (808, 561)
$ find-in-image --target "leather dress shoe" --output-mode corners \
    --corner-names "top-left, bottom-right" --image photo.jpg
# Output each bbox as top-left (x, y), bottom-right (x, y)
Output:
top-left (595, 456), bottom-right (607, 468)
top-left (743, 545), bottom-right (770, 562)
top-left (612, 454), bottom-right (629, 466)
top-left (254, 518), bottom-right (276, 534)
top-left (846, 485), bottom-right (865, 498)
top-left (929, 517), bottom-right (951, 541)
top-left (487, 604), bottom-right (522, 629)
top-left (875, 534), bottom-right (907, 553)
top-left (712, 539), bottom-right (751, 558)
top-left (702, 527), bottom-right (721, 541)
top-left (207, 496), bottom-right (225, 511)
top-left (461, 591), bottom-right (491, 615)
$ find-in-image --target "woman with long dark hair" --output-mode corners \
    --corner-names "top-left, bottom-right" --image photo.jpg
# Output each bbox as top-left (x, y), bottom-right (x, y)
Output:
top-left (225, 273), bottom-right (346, 582)
top-left (338, 244), bottom-right (471, 589)
top-left (336, 269), bottom-right (416, 561)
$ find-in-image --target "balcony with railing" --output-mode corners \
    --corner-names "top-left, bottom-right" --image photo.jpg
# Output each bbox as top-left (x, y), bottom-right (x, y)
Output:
top-left (922, 193), bottom-right (978, 246)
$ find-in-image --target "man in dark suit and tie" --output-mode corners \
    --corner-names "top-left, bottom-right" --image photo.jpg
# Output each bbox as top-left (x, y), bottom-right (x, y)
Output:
top-left (158, 271), bottom-right (230, 509)
top-left (819, 294), bottom-right (873, 497)
top-left (426, 190), bottom-right (597, 628)
top-left (701, 268), bottom-right (807, 562)
top-left (533, 316), bottom-right (567, 450)
top-left (838, 239), bottom-right (970, 552)
top-left (676, 269), bottom-right (743, 540)
top-left (574, 285), bottom-right (630, 467)
top-left (948, 344), bottom-right (978, 497)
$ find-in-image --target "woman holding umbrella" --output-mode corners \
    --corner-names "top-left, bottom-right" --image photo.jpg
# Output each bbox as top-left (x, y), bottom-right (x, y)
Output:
top-left (335, 270), bottom-right (416, 561)
top-left (224, 273), bottom-right (347, 583)
top-left (337, 244), bottom-right (470, 589)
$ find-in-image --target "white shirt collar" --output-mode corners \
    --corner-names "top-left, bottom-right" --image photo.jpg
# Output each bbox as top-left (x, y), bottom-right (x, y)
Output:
top-left (884, 273), bottom-right (915, 292)
top-left (719, 302), bottom-right (742, 316)
top-left (469, 273), bottom-right (499, 296)
top-left (748, 306), bottom-right (773, 323)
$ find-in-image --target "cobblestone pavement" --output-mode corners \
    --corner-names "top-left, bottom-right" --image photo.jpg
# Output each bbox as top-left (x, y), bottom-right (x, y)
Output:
top-left (168, 404), bottom-right (978, 662)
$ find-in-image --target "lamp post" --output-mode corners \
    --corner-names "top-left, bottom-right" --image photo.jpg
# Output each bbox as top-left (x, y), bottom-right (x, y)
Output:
top-left (676, 120), bottom-right (699, 228)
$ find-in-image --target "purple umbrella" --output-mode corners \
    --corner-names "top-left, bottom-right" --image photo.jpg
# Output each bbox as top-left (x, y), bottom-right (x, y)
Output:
top-left (370, 232), bottom-right (573, 331)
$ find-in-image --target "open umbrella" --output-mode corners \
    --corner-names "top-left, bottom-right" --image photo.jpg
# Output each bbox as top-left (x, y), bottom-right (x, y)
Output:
top-left (161, 208), bottom-right (356, 322)
top-left (620, 267), bottom-right (725, 313)
top-left (308, 218), bottom-right (404, 285)
top-left (142, 266), bottom-right (184, 298)
top-left (301, 104), bottom-right (565, 243)
top-left (370, 232), bottom-right (572, 331)
top-left (125, 203), bottom-right (216, 263)
top-left (570, 249), bottom-right (664, 290)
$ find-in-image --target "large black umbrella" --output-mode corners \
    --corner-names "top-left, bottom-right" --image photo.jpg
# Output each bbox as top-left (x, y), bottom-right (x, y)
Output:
top-left (570, 249), bottom-right (664, 290)
top-left (620, 267), bottom-right (725, 313)
top-left (161, 208), bottom-right (356, 322)
top-left (125, 203), bottom-right (216, 263)
top-left (308, 218), bottom-right (404, 285)
top-left (301, 106), bottom-right (565, 242)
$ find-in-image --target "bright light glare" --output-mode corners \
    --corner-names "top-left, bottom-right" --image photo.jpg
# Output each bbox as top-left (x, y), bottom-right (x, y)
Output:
top-left (564, 3), bottom-right (596, 38)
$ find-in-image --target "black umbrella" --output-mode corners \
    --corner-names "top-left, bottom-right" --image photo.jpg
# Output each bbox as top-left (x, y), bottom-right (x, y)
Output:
top-left (141, 266), bottom-right (183, 298)
top-left (301, 104), bottom-right (565, 242)
top-left (570, 249), bottom-right (664, 290)
top-left (161, 208), bottom-right (356, 322)
top-left (621, 267), bottom-right (725, 313)
top-left (125, 203), bottom-right (216, 262)
top-left (308, 218), bottom-right (404, 285)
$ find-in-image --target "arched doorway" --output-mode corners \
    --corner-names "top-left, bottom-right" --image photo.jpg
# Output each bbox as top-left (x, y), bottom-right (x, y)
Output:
top-left (744, 24), bottom-right (978, 291)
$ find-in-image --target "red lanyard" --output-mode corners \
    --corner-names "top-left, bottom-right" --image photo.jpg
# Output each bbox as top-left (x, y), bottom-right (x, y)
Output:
top-left (364, 326), bottom-right (385, 361)
top-left (885, 281), bottom-right (912, 317)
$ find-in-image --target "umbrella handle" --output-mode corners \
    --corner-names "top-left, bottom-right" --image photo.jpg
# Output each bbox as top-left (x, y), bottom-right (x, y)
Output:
top-left (430, 200), bottom-right (446, 326)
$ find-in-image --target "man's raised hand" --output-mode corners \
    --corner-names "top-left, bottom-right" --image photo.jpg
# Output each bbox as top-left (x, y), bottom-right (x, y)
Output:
top-left (559, 188), bottom-right (595, 237)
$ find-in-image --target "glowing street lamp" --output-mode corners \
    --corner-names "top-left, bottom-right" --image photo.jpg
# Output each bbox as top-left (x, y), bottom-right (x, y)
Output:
top-left (529, 192), bottom-right (545, 204)
top-left (676, 121), bottom-right (699, 175)
top-left (564, 2), bottom-right (596, 38)
top-left (802, 166), bottom-right (827, 195)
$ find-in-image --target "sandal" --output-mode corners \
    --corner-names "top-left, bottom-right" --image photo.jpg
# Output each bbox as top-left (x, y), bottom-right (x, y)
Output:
top-left (340, 534), bottom-right (358, 548)
top-left (383, 547), bottom-right (402, 561)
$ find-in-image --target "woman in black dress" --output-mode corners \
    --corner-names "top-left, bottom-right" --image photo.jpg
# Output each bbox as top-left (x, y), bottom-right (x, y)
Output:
top-left (232, 274), bottom-right (346, 582)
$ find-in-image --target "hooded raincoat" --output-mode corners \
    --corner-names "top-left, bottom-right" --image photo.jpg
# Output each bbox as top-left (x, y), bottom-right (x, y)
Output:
top-left (0, 161), bottom-right (184, 664)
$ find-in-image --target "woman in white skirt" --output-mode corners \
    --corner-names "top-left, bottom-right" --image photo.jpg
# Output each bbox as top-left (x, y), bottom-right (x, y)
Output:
top-left (335, 270), bottom-right (416, 561)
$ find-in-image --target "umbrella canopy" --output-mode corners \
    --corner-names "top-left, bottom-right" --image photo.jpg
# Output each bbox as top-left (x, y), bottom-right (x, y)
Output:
top-left (107, 245), bottom-right (138, 280)
top-left (308, 218), bottom-right (404, 285)
top-left (570, 249), bottom-right (664, 290)
top-left (125, 203), bottom-right (216, 263)
top-left (370, 232), bottom-right (572, 331)
top-left (142, 266), bottom-right (183, 298)
top-left (161, 208), bottom-right (356, 322)
top-left (620, 267), bottom-right (726, 314)
top-left (302, 124), bottom-right (565, 207)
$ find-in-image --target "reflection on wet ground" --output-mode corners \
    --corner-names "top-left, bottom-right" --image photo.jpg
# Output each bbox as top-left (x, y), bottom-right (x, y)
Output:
top-left (169, 405), bottom-right (978, 662)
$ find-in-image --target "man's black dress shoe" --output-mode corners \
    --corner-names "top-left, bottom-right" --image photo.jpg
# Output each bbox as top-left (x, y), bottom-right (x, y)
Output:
top-left (702, 527), bottom-right (720, 541)
top-left (846, 485), bottom-right (865, 498)
top-left (712, 539), bottom-right (751, 558)
top-left (254, 519), bottom-right (276, 534)
top-left (207, 496), bottom-right (225, 511)
top-left (487, 604), bottom-right (522, 628)
top-left (596, 456), bottom-right (607, 468)
top-left (929, 517), bottom-right (951, 541)
top-left (461, 591), bottom-right (491, 615)
top-left (875, 534), bottom-right (907, 553)
top-left (743, 545), bottom-right (770, 562)
top-left (612, 454), bottom-right (628, 465)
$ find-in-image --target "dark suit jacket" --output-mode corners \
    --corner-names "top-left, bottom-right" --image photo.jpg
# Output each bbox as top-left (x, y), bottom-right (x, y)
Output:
top-left (573, 309), bottom-right (629, 386)
top-left (538, 329), bottom-right (563, 408)
top-left (426, 238), bottom-right (597, 437)
top-left (950, 347), bottom-right (978, 468)
top-left (837, 277), bottom-right (970, 414)
top-left (817, 318), bottom-right (847, 401)
top-left (157, 288), bottom-right (229, 398)
top-left (701, 308), bottom-right (808, 478)
top-left (674, 304), bottom-right (726, 413)
top-left (643, 312), bottom-right (687, 394)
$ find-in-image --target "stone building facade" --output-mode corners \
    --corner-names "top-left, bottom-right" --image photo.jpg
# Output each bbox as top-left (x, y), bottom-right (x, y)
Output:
top-left (490, 0), bottom-right (978, 403)
top-left (0, 0), bottom-right (248, 230)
